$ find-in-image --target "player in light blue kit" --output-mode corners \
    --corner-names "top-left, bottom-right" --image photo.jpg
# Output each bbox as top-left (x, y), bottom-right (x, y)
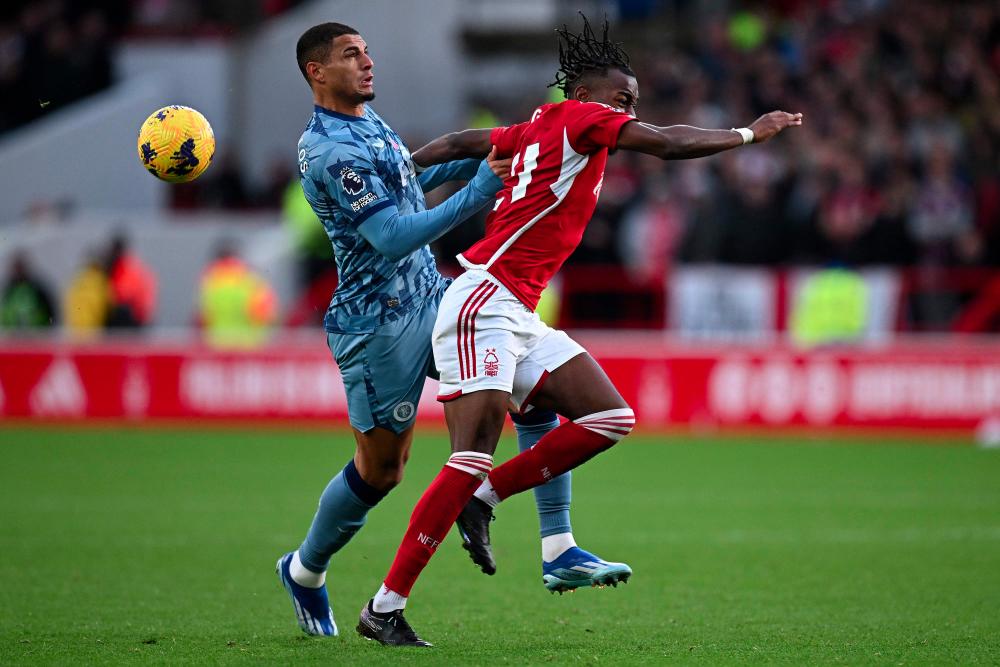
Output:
top-left (276, 22), bottom-right (630, 637)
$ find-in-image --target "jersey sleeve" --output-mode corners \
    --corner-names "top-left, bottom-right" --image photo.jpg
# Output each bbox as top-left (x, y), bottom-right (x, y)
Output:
top-left (490, 122), bottom-right (530, 159)
top-left (358, 160), bottom-right (502, 262)
top-left (318, 142), bottom-right (394, 227)
top-left (566, 102), bottom-right (635, 154)
top-left (417, 158), bottom-right (481, 192)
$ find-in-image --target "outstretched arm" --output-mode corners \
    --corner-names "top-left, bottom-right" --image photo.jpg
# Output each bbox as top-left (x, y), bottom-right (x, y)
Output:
top-left (416, 158), bottom-right (481, 192)
top-left (412, 129), bottom-right (494, 168)
top-left (357, 160), bottom-right (502, 262)
top-left (315, 143), bottom-right (504, 262)
top-left (616, 111), bottom-right (803, 160)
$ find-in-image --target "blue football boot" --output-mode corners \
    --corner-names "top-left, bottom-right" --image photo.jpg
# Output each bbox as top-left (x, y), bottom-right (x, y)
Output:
top-left (276, 552), bottom-right (338, 636)
top-left (542, 546), bottom-right (632, 593)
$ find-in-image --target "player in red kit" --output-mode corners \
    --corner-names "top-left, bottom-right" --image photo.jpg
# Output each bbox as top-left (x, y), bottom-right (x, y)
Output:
top-left (357, 16), bottom-right (803, 646)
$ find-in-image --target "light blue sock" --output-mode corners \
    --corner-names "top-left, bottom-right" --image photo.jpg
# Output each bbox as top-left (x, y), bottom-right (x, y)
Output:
top-left (298, 459), bottom-right (387, 573)
top-left (512, 411), bottom-right (571, 539)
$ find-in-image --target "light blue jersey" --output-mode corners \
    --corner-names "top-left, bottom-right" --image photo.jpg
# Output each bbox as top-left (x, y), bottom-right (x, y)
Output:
top-left (298, 105), bottom-right (441, 334)
top-left (297, 103), bottom-right (499, 432)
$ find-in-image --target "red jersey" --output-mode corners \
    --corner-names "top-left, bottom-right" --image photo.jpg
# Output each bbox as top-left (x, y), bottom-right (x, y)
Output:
top-left (458, 100), bottom-right (635, 309)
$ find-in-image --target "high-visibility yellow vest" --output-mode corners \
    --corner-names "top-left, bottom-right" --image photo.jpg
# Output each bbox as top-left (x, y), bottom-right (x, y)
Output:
top-left (791, 269), bottom-right (868, 346)
top-left (64, 265), bottom-right (110, 335)
top-left (199, 258), bottom-right (276, 348)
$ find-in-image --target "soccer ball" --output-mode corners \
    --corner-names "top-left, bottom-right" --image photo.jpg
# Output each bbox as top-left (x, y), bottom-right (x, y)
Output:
top-left (137, 105), bottom-right (215, 183)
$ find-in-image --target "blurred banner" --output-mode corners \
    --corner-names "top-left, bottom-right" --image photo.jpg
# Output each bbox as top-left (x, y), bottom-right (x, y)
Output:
top-left (2, 337), bottom-right (999, 432)
top-left (0, 340), bottom-right (442, 422)
top-left (666, 267), bottom-right (901, 342)
top-left (668, 267), bottom-right (776, 341)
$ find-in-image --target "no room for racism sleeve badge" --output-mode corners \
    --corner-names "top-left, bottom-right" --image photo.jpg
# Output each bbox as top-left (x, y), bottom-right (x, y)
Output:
top-left (339, 166), bottom-right (378, 212)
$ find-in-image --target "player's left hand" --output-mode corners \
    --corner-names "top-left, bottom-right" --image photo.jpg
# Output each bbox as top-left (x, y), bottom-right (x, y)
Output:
top-left (486, 147), bottom-right (513, 179)
top-left (748, 111), bottom-right (803, 143)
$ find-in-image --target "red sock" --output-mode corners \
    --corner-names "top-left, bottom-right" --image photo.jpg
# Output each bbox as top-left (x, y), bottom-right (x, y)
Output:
top-left (383, 451), bottom-right (493, 597)
top-left (489, 408), bottom-right (635, 501)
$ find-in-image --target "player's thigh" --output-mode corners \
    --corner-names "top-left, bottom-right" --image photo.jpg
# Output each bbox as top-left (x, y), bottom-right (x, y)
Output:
top-left (432, 271), bottom-right (525, 454)
top-left (527, 350), bottom-right (628, 421)
top-left (442, 390), bottom-right (509, 455)
top-left (431, 271), bottom-right (524, 401)
top-left (510, 327), bottom-right (585, 414)
top-left (328, 304), bottom-right (435, 436)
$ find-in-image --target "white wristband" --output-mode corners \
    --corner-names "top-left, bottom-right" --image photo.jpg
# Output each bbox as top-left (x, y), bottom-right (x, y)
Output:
top-left (732, 127), bottom-right (754, 145)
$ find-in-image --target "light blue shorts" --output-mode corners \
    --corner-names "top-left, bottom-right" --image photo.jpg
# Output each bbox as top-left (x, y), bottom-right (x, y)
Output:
top-left (327, 288), bottom-right (444, 435)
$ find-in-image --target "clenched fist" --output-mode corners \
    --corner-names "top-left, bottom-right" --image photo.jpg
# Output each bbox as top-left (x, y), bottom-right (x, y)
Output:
top-left (486, 147), bottom-right (513, 179)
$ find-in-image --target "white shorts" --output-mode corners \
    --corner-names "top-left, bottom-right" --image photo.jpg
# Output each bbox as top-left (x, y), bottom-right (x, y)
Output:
top-left (432, 270), bottom-right (584, 413)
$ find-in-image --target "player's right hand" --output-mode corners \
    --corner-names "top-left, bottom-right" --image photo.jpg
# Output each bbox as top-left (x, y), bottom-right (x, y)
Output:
top-left (748, 111), bottom-right (803, 143)
top-left (486, 147), bottom-right (513, 179)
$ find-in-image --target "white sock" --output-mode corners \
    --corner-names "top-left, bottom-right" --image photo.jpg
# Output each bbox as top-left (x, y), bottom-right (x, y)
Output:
top-left (541, 532), bottom-right (577, 562)
top-left (372, 584), bottom-right (407, 613)
top-left (290, 550), bottom-right (325, 588)
top-left (473, 478), bottom-right (501, 508)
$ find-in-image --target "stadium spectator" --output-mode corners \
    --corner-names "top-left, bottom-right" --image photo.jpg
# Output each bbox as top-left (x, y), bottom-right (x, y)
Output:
top-left (197, 242), bottom-right (276, 348)
top-left (0, 250), bottom-right (56, 329)
top-left (618, 176), bottom-right (686, 281)
top-left (105, 234), bottom-right (157, 328)
top-left (790, 266), bottom-right (869, 347)
top-left (63, 252), bottom-right (111, 336)
top-left (715, 149), bottom-right (791, 264)
top-left (282, 179), bottom-right (332, 291)
top-left (908, 147), bottom-right (979, 267)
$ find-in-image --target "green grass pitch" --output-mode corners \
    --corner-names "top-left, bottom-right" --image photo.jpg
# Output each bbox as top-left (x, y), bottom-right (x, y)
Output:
top-left (1, 427), bottom-right (999, 664)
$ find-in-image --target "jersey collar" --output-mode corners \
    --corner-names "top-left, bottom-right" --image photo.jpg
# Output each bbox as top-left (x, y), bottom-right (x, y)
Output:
top-left (314, 104), bottom-right (368, 122)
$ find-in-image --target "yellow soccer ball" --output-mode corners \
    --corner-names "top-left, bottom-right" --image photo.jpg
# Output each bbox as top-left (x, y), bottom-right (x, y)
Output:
top-left (137, 105), bottom-right (215, 183)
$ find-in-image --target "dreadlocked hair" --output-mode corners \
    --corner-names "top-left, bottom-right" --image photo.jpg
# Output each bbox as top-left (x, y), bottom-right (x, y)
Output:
top-left (549, 13), bottom-right (634, 99)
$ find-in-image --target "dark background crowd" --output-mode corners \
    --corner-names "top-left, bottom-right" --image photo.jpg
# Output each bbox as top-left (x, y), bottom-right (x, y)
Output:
top-left (2, 0), bottom-right (998, 334)
top-left (183, 0), bottom-right (1000, 279)
top-left (0, 0), bottom-right (304, 133)
top-left (1, 234), bottom-right (157, 333)
top-left (0, 1), bottom-right (118, 133)
top-left (439, 0), bottom-right (1000, 275)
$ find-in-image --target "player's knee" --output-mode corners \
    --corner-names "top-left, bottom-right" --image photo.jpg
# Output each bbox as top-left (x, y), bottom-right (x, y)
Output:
top-left (622, 406), bottom-right (636, 440)
top-left (354, 450), bottom-right (408, 492)
top-left (575, 405), bottom-right (635, 445)
top-left (609, 405), bottom-right (636, 443)
top-left (368, 460), bottom-right (406, 491)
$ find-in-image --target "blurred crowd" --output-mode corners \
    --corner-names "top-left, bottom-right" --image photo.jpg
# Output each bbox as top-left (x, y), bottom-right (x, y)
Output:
top-left (0, 0), bottom-right (305, 135)
top-left (1, 235), bottom-right (155, 333)
top-left (127, 0), bottom-right (305, 34)
top-left (1, 236), bottom-right (276, 346)
top-left (441, 0), bottom-right (1000, 278)
top-left (0, 1), bottom-right (118, 133)
top-left (259, 0), bottom-right (1000, 285)
top-left (6, 1), bottom-right (995, 272)
top-left (2, 0), bottom-right (998, 336)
